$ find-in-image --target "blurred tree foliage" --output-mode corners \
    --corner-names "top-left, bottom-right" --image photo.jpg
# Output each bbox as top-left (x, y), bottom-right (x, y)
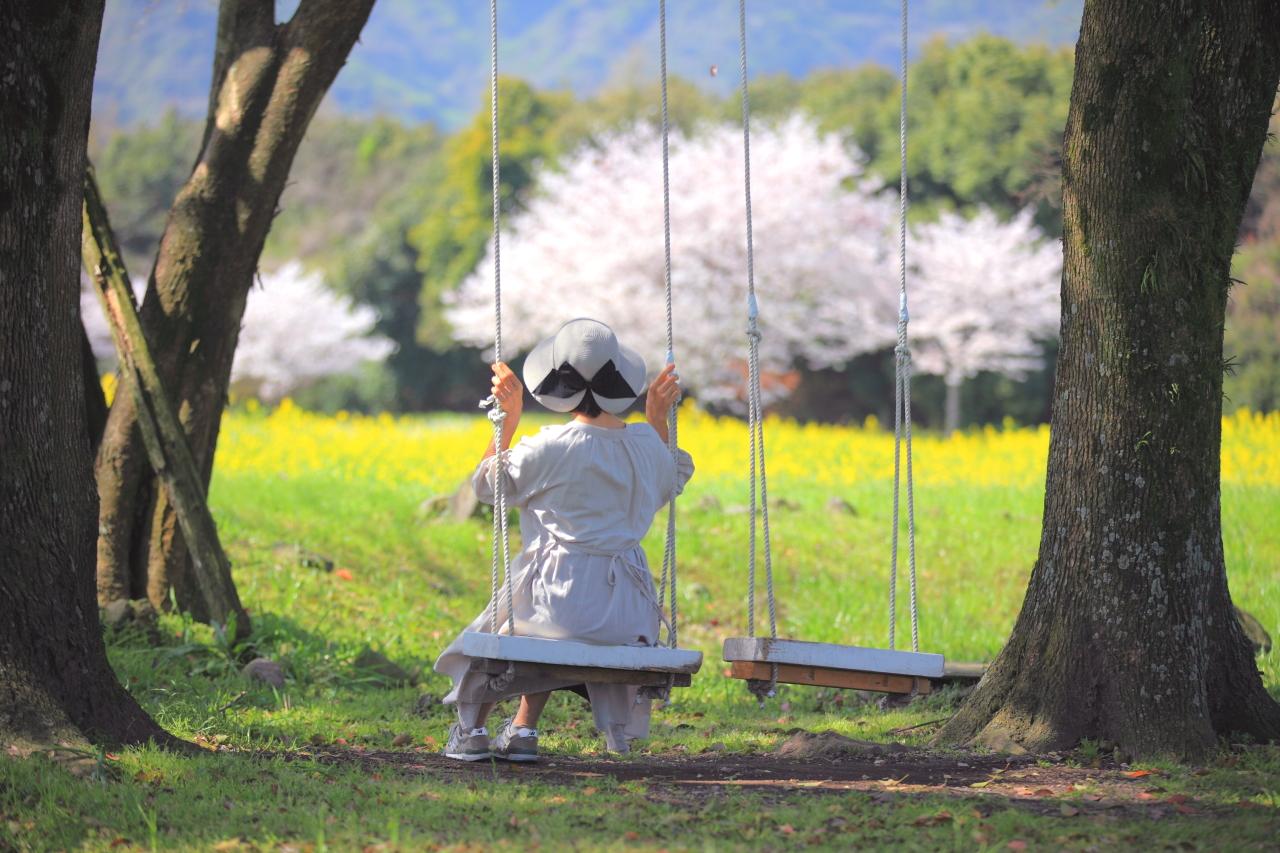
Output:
top-left (90, 110), bottom-right (201, 273)
top-left (1228, 245), bottom-right (1280, 413)
top-left (90, 36), bottom-right (1278, 419)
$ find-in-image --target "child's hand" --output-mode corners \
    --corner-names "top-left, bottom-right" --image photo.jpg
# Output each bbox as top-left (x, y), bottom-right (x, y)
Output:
top-left (646, 362), bottom-right (681, 443)
top-left (491, 362), bottom-right (524, 421)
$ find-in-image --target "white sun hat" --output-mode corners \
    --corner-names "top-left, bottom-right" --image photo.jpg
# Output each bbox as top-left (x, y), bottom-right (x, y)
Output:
top-left (521, 318), bottom-right (648, 414)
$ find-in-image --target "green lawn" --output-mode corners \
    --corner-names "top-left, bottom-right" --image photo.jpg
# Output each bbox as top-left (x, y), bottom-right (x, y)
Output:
top-left (2, 428), bottom-right (1278, 850)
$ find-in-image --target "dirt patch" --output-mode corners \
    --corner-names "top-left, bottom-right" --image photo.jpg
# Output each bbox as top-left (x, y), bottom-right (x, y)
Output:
top-left (775, 730), bottom-right (910, 760)
top-left (281, 745), bottom-right (1240, 821)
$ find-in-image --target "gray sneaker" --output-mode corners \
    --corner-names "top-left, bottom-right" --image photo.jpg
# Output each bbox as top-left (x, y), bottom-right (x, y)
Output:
top-left (444, 723), bottom-right (491, 761)
top-left (492, 718), bottom-right (539, 763)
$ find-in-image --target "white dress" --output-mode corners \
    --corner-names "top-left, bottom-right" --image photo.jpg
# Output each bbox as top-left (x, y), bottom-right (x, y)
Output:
top-left (434, 421), bottom-right (694, 751)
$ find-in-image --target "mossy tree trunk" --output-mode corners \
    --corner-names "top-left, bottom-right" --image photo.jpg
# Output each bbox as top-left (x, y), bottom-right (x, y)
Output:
top-left (0, 0), bottom-right (171, 749)
top-left (94, 0), bottom-right (376, 622)
top-left (937, 0), bottom-right (1280, 760)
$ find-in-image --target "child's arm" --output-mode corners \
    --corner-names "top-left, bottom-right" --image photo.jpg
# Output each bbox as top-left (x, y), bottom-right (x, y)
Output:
top-left (482, 361), bottom-right (523, 460)
top-left (645, 362), bottom-right (681, 444)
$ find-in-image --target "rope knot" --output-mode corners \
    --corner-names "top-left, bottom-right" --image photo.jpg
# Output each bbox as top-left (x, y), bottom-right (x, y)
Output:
top-left (482, 394), bottom-right (508, 426)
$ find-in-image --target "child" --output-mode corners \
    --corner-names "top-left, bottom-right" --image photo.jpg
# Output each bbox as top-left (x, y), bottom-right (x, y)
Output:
top-left (435, 318), bottom-right (693, 761)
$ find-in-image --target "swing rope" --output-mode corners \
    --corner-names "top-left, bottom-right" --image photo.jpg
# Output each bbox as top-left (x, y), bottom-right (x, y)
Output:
top-left (737, 0), bottom-right (778, 701)
top-left (889, 0), bottom-right (920, 653)
top-left (484, 0), bottom-right (516, 640)
top-left (655, 0), bottom-right (680, 654)
top-left (736, 0), bottom-right (920, 685)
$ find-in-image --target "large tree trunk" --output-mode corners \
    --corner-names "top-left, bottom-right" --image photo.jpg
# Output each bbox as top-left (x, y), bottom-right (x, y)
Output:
top-left (0, 0), bottom-right (170, 749)
top-left (94, 0), bottom-right (376, 619)
top-left (937, 0), bottom-right (1280, 760)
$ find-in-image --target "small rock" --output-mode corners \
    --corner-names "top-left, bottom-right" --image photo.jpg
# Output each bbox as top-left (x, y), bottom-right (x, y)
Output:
top-left (391, 733), bottom-right (413, 747)
top-left (776, 730), bottom-right (908, 760)
top-left (416, 494), bottom-right (450, 519)
top-left (826, 496), bottom-right (858, 516)
top-left (412, 694), bottom-right (439, 717)
top-left (1236, 606), bottom-right (1272, 655)
top-left (447, 479), bottom-right (482, 522)
top-left (101, 598), bottom-right (132, 629)
top-left (354, 648), bottom-right (413, 685)
top-left (974, 729), bottom-right (1029, 756)
top-left (242, 658), bottom-right (286, 689)
top-left (272, 542), bottom-right (335, 572)
top-left (696, 494), bottom-right (723, 512)
top-left (129, 599), bottom-right (158, 626)
top-left (704, 742), bottom-right (728, 753)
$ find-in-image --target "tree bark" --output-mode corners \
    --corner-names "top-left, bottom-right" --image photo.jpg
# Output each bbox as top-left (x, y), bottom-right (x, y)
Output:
top-left (0, 0), bottom-right (171, 749)
top-left (94, 0), bottom-right (376, 618)
top-left (937, 0), bottom-right (1280, 760)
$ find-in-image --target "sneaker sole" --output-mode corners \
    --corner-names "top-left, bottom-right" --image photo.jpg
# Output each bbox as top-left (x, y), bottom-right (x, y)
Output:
top-left (496, 752), bottom-right (538, 763)
top-left (444, 751), bottom-right (493, 762)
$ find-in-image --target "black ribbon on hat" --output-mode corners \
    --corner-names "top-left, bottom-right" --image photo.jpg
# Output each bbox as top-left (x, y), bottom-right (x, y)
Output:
top-left (533, 360), bottom-right (636, 401)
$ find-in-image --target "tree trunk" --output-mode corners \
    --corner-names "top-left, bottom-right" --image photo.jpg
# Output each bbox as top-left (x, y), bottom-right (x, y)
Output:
top-left (84, 168), bottom-right (249, 639)
top-left (937, 0), bottom-right (1280, 760)
top-left (0, 0), bottom-right (170, 749)
top-left (94, 0), bottom-right (376, 618)
top-left (943, 374), bottom-right (962, 435)
top-left (81, 324), bottom-right (109, 454)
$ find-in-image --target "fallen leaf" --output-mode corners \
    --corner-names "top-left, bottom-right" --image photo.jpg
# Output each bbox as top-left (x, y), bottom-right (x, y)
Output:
top-left (582, 786), bottom-right (598, 796)
top-left (1165, 794), bottom-right (1189, 805)
top-left (1124, 769), bottom-right (1154, 779)
top-left (1060, 804), bottom-right (1080, 817)
top-left (624, 831), bottom-right (640, 841)
top-left (912, 812), bottom-right (953, 827)
top-left (779, 825), bottom-right (795, 835)
top-left (335, 568), bottom-right (354, 581)
top-left (1174, 804), bottom-right (1197, 815)
top-left (1007, 841), bottom-right (1028, 851)
top-left (422, 736), bottom-right (438, 749)
top-left (1033, 788), bottom-right (1054, 797)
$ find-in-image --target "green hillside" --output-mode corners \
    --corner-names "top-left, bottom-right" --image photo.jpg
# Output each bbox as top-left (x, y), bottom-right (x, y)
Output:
top-left (93, 0), bottom-right (1082, 128)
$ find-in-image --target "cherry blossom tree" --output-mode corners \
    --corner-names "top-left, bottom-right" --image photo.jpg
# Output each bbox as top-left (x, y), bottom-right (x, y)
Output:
top-left (84, 263), bottom-right (394, 403)
top-left (906, 208), bottom-right (1062, 432)
top-left (445, 117), bottom-right (898, 408)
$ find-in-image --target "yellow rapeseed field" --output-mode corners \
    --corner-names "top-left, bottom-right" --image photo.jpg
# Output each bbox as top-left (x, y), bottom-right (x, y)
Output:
top-left (210, 399), bottom-right (1280, 492)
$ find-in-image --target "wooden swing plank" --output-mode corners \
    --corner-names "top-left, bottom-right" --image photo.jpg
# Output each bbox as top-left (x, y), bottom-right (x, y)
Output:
top-left (728, 661), bottom-right (930, 695)
top-left (722, 637), bottom-right (945, 679)
top-left (470, 658), bottom-right (693, 688)
top-left (461, 632), bottom-right (703, 674)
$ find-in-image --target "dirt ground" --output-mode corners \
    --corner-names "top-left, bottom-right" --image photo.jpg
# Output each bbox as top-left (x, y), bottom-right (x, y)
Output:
top-left (299, 733), bottom-right (1240, 822)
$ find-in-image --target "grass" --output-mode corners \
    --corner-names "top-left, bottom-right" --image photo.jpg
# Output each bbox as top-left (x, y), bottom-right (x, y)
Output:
top-left (2, 408), bottom-right (1278, 850)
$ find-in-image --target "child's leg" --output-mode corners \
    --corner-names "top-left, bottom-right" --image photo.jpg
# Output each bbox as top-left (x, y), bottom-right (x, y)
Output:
top-left (514, 692), bottom-right (551, 728)
top-left (456, 701), bottom-right (498, 731)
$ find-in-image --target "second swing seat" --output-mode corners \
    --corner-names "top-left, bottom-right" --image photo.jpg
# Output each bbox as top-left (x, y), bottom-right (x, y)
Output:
top-left (722, 637), bottom-right (944, 695)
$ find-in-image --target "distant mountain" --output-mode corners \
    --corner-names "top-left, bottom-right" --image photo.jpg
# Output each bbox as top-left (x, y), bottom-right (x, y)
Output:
top-left (93, 0), bottom-right (1082, 129)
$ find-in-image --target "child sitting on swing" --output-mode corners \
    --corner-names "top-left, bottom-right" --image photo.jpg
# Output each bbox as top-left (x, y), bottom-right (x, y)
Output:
top-left (435, 318), bottom-right (693, 761)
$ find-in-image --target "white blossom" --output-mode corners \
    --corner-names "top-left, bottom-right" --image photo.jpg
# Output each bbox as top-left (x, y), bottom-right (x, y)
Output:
top-left (83, 264), bottom-right (394, 402)
top-left (446, 117), bottom-right (898, 407)
top-left (906, 208), bottom-right (1062, 386)
top-left (232, 263), bottom-right (394, 401)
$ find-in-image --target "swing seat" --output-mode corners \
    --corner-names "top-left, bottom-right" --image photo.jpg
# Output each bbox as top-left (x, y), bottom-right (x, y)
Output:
top-left (462, 632), bottom-right (702, 690)
top-left (722, 637), bottom-right (943, 695)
